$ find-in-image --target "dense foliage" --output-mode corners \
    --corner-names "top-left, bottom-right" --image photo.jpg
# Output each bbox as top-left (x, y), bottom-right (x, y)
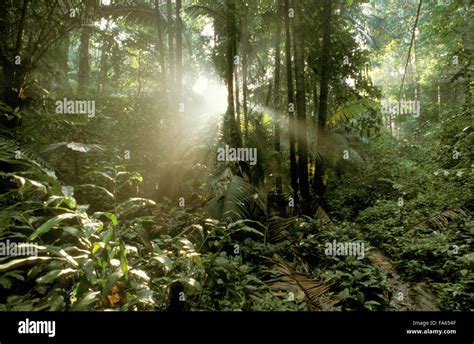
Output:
top-left (0, 0), bottom-right (472, 312)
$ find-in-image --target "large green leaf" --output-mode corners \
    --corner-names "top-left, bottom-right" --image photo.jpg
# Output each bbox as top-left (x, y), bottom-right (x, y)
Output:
top-left (36, 268), bottom-right (76, 284)
top-left (29, 213), bottom-right (77, 240)
top-left (0, 257), bottom-right (54, 273)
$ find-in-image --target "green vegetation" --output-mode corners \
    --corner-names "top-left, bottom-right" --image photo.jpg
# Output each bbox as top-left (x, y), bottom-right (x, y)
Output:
top-left (0, 0), bottom-right (472, 312)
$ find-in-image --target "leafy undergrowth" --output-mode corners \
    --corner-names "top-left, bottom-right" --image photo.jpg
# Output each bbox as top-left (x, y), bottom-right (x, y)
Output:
top-left (0, 145), bottom-right (388, 311)
top-left (0, 110), bottom-right (471, 311)
top-left (326, 113), bottom-right (473, 311)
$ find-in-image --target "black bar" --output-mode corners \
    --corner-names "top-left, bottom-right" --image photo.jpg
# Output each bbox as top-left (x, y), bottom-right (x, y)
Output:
top-left (0, 312), bottom-right (472, 343)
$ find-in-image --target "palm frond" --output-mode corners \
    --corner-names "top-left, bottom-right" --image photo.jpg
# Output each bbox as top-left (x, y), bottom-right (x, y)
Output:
top-left (0, 137), bottom-right (57, 180)
top-left (310, 131), bottom-right (365, 167)
top-left (41, 142), bottom-right (105, 154)
top-left (267, 216), bottom-right (297, 242)
top-left (100, 3), bottom-right (166, 29)
top-left (410, 208), bottom-right (468, 231)
top-left (266, 255), bottom-right (335, 310)
top-left (328, 98), bottom-right (377, 127)
top-left (205, 173), bottom-right (265, 222)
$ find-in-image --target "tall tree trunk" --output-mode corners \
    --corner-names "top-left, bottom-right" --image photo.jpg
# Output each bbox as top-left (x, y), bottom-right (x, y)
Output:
top-left (97, 20), bottom-right (111, 95)
top-left (0, 0), bottom-right (29, 125)
top-left (175, 0), bottom-right (183, 103)
top-left (78, 27), bottom-right (91, 95)
top-left (308, 73), bottom-right (318, 184)
top-left (155, 0), bottom-right (170, 98)
top-left (225, 0), bottom-right (240, 146)
top-left (167, 0), bottom-right (175, 92)
top-left (274, 0), bottom-right (283, 195)
top-left (313, 0), bottom-right (333, 202)
top-left (284, 0), bottom-right (298, 210)
top-left (59, 32), bottom-right (70, 92)
top-left (310, 72), bottom-right (318, 190)
top-left (317, 0), bottom-right (332, 135)
top-left (242, 13), bottom-right (250, 143)
top-left (15, 0), bottom-right (29, 57)
top-left (234, 57), bottom-right (241, 137)
top-left (293, 0), bottom-right (310, 214)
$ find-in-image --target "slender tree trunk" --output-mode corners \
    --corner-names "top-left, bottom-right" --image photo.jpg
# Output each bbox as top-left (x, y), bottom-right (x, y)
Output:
top-left (78, 27), bottom-right (90, 95)
top-left (265, 81), bottom-right (272, 106)
top-left (167, 0), bottom-right (175, 91)
top-left (311, 73), bottom-right (319, 193)
top-left (293, 0), bottom-right (310, 214)
top-left (175, 0), bottom-right (183, 103)
top-left (313, 0), bottom-right (332, 202)
top-left (225, 0), bottom-right (239, 146)
top-left (284, 0), bottom-right (298, 209)
top-left (318, 0), bottom-right (332, 134)
top-left (242, 13), bottom-right (250, 143)
top-left (97, 20), bottom-right (111, 95)
top-left (59, 33), bottom-right (70, 91)
top-left (313, 74), bottom-right (319, 127)
top-left (234, 58), bottom-right (241, 137)
top-left (15, 0), bottom-right (29, 56)
top-left (155, 1), bottom-right (167, 85)
top-left (242, 44), bottom-right (249, 142)
top-left (274, 0), bottom-right (283, 195)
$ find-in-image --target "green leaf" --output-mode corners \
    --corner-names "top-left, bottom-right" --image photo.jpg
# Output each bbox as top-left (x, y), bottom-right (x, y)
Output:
top-left (77, 184), bottom-right (114, 199)
top-left (70, 291), bottom-right (100, 311)
top-left (130, 269), bottom-right (150, 282)
top-left (66, 142), bottom-right (104, 153)
top-left (120, 247), bottom-right (128, 275)
top-left (104, 212), bottom-right (118, 225)
top-left (63, 196), bottom-right (77, 209)
top-left (235, 226), bottom-right (264, 237)
top-left (92, 242), bottom-right (104, 254)
top-left (48, 294), bottom-right (65, 311)
top-left (0, 276), bottom-right (12, 289)
top-left (93, 171), bottom-right (115, 182)
top-left (58, 249), bottom-right (79, 267)
top-left (129, 172), bottom-right (143, 182)
top-left (4, 271), bottom-right (25, 281)
top-left (29, 213), bottom-right (77, 240)
top-left (180, 277), bottom-right (201, 290)
top-left (36, 268), bottom-right (76, 284)
top-left (0, 256), bottom-right (54, 273)
top-left (152, 255), bottom-right (173, 272)
top-left (186, 252), bottom-right (203, 269)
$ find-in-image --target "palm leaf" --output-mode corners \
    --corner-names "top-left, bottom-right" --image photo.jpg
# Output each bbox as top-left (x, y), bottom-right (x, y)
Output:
top-left (410, 208), bottom-right (468, 231)
top-left (267, 216), bottom-right (297, 242)
top-left (328, 98), bottom-right (377, 127)
top-left (99, 3), bottom-right (166, 29)
top-left (205, 174), bottom-right (265, 222)
top-left (41, 142), bottom-right (105, 154)
top-left (266, 255), bottom-right (334, 310)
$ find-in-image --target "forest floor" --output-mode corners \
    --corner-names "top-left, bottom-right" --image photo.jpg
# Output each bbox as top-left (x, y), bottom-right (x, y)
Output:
top-left (354, 223), bottom-right (440, 311)
top-left (367, 248), bottom-right (439, 311)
